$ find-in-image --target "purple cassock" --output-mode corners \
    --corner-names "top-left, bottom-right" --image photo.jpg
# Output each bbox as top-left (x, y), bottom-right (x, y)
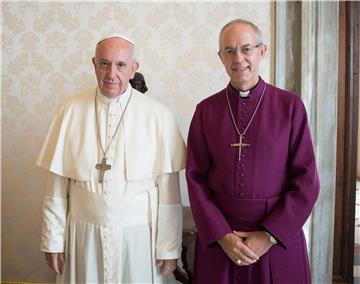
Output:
top-left (186, 77), bottom-right (320, 284)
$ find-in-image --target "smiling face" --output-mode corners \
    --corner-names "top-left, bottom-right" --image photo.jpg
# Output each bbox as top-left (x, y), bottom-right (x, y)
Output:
top-left (218, 22), bottom-right (266, 91)
top-left (92, 37), bottom-right (139, 98)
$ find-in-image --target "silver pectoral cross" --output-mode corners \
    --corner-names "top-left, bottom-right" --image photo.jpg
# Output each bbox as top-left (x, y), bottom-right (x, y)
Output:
top-left (230, 135), bottom-right (250, 161)
top-left (95, 157), bottom-right (111, 183)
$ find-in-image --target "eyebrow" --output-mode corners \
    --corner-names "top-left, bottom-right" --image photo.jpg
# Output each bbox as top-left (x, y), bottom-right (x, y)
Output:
top-left (241, 43), bottom-right (254, 47)
top-left (99, 58), bottom-right (127, 65)
top-left (224, 43), bottom-right (255, 48)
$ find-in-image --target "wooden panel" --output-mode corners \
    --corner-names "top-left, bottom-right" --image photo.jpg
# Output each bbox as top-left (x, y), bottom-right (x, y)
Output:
top-left (333, 1), bottom-right (360, 283)
top-left (333, 2), bottom-right (346, 280)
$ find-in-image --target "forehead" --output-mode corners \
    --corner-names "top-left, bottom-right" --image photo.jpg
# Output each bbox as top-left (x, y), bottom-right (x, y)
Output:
top-left (95, 38), bottom-right (133, 60)
top-left (221, 23), bottom-right (257, 46)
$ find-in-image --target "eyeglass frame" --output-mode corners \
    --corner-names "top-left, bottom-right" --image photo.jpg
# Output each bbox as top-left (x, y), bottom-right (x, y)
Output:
top-left (218, 43), bottom-right (263, 58)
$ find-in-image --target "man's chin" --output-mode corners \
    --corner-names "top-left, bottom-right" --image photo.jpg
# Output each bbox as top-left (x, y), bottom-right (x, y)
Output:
top-left (101, 88), bottom-right (121, 98)
top-left (231, 75), bottom-right (249, 85)
top-left (232, 70), bottom-right (250, 78)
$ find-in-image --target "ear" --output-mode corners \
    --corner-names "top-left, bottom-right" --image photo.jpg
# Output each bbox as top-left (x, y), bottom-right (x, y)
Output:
top-left (218, 52), bottom-right (225, 64)
top-left (92, 57), bottom-right (96, 68)
top-left (259, 44), bottom-right (267, 59)
top-left (131, 62), bottom-right (140, 79)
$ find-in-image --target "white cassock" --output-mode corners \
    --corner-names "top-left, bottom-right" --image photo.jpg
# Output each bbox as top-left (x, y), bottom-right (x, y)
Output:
top-left (37, 86), bottom-right (186, 284)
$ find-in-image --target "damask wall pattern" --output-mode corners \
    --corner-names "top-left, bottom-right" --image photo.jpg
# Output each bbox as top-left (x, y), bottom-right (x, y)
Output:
top-left (2, 1), bottom-right (273, 282)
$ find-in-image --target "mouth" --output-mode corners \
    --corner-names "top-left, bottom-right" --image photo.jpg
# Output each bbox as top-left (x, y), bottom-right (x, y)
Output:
top-left (232, 65), bottom-right (249, 72)
top-left (103, 82), bottom-right (120, 87)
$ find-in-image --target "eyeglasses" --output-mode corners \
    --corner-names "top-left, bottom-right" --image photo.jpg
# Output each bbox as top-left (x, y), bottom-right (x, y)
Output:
top-left (219, 43), bottom-right (262, 58)
top-left (97, 59), bottom-right (127, 72)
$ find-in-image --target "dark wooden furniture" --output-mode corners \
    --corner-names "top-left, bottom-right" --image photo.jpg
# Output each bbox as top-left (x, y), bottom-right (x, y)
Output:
top-left (174, 206), bottom-right (197, 284)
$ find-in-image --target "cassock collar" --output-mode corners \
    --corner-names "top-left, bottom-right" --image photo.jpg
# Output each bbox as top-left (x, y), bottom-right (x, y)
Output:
top-left (227, 76), bottom-right (266, 102)
top-left (96, 84), bottom-right (132, 107)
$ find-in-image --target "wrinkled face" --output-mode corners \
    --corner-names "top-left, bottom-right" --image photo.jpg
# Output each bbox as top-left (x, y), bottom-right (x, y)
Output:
top-left (218, 23), bottom-right (266, 91)
top-left (92, 38), bottom-right (139, 98)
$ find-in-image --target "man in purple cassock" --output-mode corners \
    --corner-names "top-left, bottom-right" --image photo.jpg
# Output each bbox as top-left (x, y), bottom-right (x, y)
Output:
top-left (186, 19), bottom-right (320, 284)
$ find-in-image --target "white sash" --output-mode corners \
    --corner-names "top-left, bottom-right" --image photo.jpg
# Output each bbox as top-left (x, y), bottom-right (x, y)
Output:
top-left (69, 180), bottom-right (157, 226)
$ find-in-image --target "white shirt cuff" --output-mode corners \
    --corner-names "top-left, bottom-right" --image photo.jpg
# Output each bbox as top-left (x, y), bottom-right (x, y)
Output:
top-left (40, 196), bottom-right (67, 252)
top-left (156, 203), bottom-right (182, 259)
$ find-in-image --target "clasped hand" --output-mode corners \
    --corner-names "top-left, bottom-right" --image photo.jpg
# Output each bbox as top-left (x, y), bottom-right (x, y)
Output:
top-left (218, 230), bottom-right (274, 266)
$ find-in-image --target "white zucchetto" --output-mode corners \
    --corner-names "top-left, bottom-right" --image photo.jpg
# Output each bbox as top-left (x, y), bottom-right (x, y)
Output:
top-left (96, 34), bottom-right (135, 46)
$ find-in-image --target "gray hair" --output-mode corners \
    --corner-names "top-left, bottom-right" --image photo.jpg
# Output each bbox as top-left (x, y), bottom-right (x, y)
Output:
top-left (218, 19), bottom-right (263, 50)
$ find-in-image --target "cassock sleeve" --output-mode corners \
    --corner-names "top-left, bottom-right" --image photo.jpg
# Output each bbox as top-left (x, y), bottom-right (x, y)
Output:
top-left (40, 172), bottom-right (69, 253)
top-left (186, 106), bottom-right (232, 250)
top-left (156, 172), bottom-right (182, 260)
top-left (262, 97), bottom-right (320, 248)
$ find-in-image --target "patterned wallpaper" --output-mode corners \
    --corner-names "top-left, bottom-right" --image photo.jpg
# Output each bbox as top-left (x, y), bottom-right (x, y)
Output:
top-left (1, 1), bottom-right (273, 282)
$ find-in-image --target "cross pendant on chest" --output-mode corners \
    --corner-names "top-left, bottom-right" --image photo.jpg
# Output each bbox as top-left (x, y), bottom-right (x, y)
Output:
top-left (230, 135), bottom-right (250, 161)
top-left (95, 157), bottom-right (111, 183)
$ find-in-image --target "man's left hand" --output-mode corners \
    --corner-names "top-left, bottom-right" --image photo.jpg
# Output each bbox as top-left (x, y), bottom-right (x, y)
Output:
top-left (156, 259), bottom-right (177, 277)
top-left (233, 230), bottom-right (274, 259)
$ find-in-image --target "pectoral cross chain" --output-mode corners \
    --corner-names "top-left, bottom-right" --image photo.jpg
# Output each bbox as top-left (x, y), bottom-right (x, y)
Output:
top-left (231, 135), bottom-right (250, 161)
top-left (95, 157), bottom-right (111, 183)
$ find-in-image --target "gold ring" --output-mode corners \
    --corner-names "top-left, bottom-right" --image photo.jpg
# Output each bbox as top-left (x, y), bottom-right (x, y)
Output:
top-left (235, 259), bottom-right (242, 265)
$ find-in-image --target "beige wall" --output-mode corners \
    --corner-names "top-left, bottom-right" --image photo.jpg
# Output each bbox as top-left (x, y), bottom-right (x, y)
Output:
top-left (1, 2), bottom-right (273, 282)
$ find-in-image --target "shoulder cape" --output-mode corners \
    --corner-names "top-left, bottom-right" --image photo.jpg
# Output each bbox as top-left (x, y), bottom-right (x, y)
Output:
top-left (37, 88), bottom-right (186, 181)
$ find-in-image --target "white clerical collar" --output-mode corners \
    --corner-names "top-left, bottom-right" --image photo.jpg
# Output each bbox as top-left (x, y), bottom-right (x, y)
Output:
top-left (97, 85), bottom-right (132, 106)
top-left (239, 90), bottom-right (250, 98)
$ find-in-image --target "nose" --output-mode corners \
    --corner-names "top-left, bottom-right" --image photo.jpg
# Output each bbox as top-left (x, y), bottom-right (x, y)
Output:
top-left (107, 63), bottom-right (117, 77)
top-left (233, 48), bottom-right (244, 61)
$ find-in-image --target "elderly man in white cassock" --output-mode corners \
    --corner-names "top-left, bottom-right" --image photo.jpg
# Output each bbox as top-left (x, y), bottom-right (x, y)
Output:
top-left (37, 34), bottom-right (185, 284)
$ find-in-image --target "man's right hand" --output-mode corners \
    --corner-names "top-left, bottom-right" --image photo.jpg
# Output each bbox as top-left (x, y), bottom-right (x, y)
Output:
top-left (45, 252), bottom-right (66, 274)
top-left (218, 233), bottom-right (259, 266)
